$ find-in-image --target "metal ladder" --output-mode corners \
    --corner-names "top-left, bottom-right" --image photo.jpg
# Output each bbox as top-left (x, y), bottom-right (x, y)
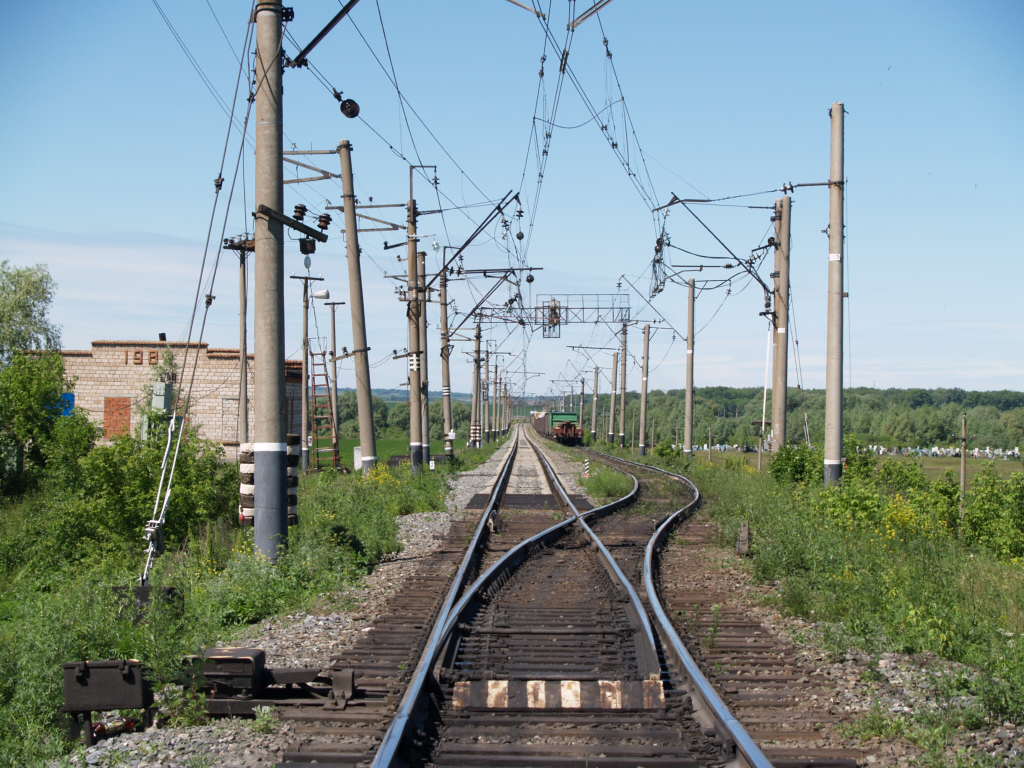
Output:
top-left (309, 350), bottom-right (339, 470)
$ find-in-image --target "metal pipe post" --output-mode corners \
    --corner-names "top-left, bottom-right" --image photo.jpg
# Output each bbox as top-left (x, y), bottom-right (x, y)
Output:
top-left (439, 269), bottom-right (454, 457)
top-left (417, 251), bottom-right (430, 466)
top-left (824, 102), bottom-right (845, 486)
top-left (639, 324), bottom-right (650, 455)
top-left (590, 367), bottom-right (598, 442)
top-left (338, 141), bottom-right (377, 471)
top-left (771, 196), bottom-right (792, 453)
top-left (684, 278), bottom-right (695, 455)
top-left (253, 0), bottom-right (287, 560)
top-left (238, 252), bottom-right (248, 445)
top-left (959, 413), bottom-right (968, 528)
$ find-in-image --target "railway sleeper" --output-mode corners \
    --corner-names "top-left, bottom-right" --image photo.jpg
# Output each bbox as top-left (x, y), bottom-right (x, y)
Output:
top-left (449, 678), bottom-right (666, 711)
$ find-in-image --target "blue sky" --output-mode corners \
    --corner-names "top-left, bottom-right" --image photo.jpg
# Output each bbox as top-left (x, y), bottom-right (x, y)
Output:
top-left (1, 0), bottom-right (1021, 397)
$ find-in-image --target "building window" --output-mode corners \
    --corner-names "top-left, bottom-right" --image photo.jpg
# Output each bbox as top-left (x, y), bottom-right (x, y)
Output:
top-left (104, 397), bottom-right (132, 439)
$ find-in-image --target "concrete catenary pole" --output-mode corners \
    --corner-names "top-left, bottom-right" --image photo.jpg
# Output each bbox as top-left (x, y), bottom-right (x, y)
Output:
top-left (491, 374), bottom-right (499, 438)
top-left (238, 251), bottom-right (248, 445)
top-left (300, 279), bottom-right (310, 470)
top-left (338, 141), bottom-right (377, 471)
top-left (417, 250), bottom-right (430, 466)
top-left (824, 102), bottom-right (845, 486)
top-left (439, 269), bottom-right (454, 458)
top-left (579, 377), bottom-right (586, 437)
top-left (406, 194), bottom-right (423, 472)
top-left (639, 323), bottom-right (651, 455)
top-left (684, 278), bottom-right (695, 455)
top-left (483, 349), bottom-right (491, 442)
top-left (470, 322), bottom-right (482, 447)
top-left (607, 351), bottom-right (618, 443)
top-left (771, 195), bottom-right (792, 452)
top-left (491, 368), bottom-right (498, 441)
top-left (618, 324), bottom-right (627, 447)
top-left (590, 367), bottom-right (599, 443)
top-left (325, 300), bottom-right (343, 463)
top-left (253, 0), bottom-right (287, 560)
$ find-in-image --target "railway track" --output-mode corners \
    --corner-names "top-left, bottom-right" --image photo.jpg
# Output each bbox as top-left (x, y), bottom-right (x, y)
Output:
top-left (590, 449), bottom-right (869, 768)
top-left (273, 427), bottom-right (860, 767)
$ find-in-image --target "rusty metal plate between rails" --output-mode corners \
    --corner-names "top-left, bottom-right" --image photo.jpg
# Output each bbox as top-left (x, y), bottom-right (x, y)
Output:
top-left (63, 660), bottom-right (152, 713)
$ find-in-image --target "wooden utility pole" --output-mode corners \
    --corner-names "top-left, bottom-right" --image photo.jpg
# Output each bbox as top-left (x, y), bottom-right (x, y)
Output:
top-left (618, 323), bottom-right (627, 447)
top-left (684, 278), bottom-right (695, 455)
top-left (337, 141), bottom-right (377, 471)
top-left (590, 367), bottom-right (599, 443)
top-left (608, 351), bottom-right (618, 443)
top-left (639, 323), bottom-right (650, 455)
top-left (252, 0), bottom-right (287, 560)
top-left (771, 196), bottom-right (791, 453)
top-left (439, 269), bottom-right (454, 458)
top-left (824, 102), bottom-right (845, 486)
top-left (417, 250), bottom-right (430, 466)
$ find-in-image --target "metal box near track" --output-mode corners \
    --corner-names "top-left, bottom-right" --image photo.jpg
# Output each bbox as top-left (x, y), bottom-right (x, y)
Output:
top-left (62, 660), bottom-right (152, 713)
top-left (201, 647), bottom-right (267, 695)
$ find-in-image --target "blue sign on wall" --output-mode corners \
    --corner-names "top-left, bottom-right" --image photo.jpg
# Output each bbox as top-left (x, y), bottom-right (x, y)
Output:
top-left (60, 393), bottom-right (75, 416)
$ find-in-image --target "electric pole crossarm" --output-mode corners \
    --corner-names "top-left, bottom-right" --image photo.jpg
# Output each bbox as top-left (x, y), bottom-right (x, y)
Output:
top-left (283, 156), bottom-right (339, 180)
top-left (449, 274), bottom-right (520, 336)
top-left (287, 0), bottom-right (362, 68)
top-left (256, 205), bottom-right (328, 242)
top-left (424, 191), bottom-right (517, 291)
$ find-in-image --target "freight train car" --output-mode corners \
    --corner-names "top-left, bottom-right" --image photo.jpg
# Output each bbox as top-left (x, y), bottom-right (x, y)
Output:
top-left (531, 410), bottom-right (582, 446)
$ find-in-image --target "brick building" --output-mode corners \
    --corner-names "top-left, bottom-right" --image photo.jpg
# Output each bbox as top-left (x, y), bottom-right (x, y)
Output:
top-left (61, 340), bottom-right (301, 459)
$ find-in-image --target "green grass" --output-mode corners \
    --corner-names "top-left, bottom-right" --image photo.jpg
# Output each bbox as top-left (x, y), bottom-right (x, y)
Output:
top-left (903, 455), bottom-right (1022, 482)
top-left (600, 450), bottom-right (1024, 729)
top-left (580, 465), bottom-right (634, 502)
top-left (0, 461), bottom-right (453, 767)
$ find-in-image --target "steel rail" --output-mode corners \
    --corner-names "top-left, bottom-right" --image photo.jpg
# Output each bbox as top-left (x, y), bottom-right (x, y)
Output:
top-left (524, 434), bottom-right (661, 672)
top-left (437, 435), bottom-right (639, 641)
top-left (592, 450), bottom-right (774, 768)
top-left (371, 429), bottom-right (645, 767)
top-left (369, 431), bottom-right (518, 768)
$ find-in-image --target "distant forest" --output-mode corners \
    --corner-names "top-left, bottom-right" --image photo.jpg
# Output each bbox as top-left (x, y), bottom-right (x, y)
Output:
top-left (532, 387), bottom-right (1024, 449)
top-left (341, 386), bottom-right (1024, 449)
